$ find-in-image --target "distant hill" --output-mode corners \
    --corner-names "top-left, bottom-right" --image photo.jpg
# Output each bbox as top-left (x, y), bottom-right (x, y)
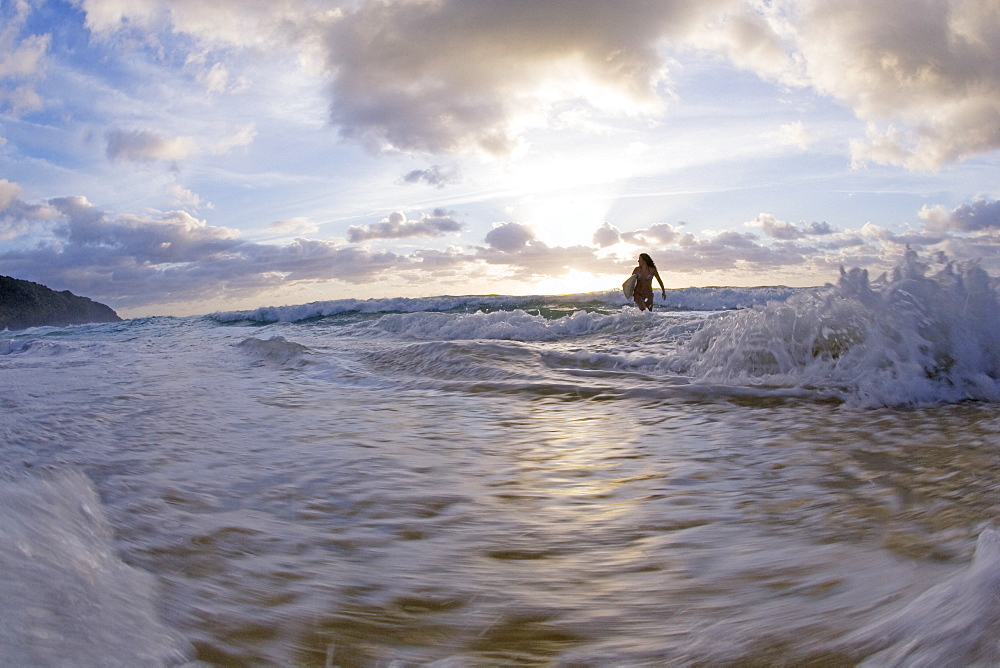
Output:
top-left (0, 276), bottom-right (122, 331)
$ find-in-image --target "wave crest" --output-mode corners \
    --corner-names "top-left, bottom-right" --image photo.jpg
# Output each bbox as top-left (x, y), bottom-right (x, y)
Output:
top-left (677, 251), bottom-right (1000, 406)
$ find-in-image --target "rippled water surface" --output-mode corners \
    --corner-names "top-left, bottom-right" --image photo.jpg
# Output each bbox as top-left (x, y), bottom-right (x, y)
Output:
top-left (3, 295), bottom-right (1000, 665)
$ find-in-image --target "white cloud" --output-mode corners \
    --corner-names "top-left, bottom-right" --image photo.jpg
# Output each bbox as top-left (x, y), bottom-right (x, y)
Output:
top-left (76, 0), bottom-right (321, 50)
top-left (106, 129), bottom-right (198, 163)
top-left (168, 185), bottom-right (212, 210)
top-left (793, 0), bottom-right (1000, 170)
top-left (0, 32), bottom-right (49, 79)
top-left (211, 123), bottom-right (257, 154)
top-left (268, 217), bottom-right (319, 236)
top-left (104, 124), bottom-right (251, 165)
top-left (0, 84), bottom-right (42, 114)
top-left (772, 121), bottom-right (814, 150)
top-left (0, 2), bottom-right (50, 117)
top-left (201, 61), bottom-right (229, 94)
top-left (0, 179), bottom-right (22, 209)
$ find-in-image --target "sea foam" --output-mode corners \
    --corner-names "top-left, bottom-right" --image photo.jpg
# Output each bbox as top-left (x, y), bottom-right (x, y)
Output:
top-left (676, 251), bottom-right (1000, 406)
top-left (0, 472), bottom-right (193, 666)
top-left (210, 286), bottom-right (803, 324)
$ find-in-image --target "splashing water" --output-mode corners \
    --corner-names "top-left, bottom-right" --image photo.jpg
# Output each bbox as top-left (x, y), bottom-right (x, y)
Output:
top-left (676, 251), bottom-right (1000, 406)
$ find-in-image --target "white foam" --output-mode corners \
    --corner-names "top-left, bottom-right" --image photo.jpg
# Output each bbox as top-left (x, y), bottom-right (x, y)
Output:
top-left (846, 528), bottom-right (1000, 666)
top-left (676, 251), bottom-right (1000, 406)
top-left (210, 286), bottom-right (803, 324)
top-left (363, 307), bottom-right (633, 342)
top-left (236, 335), bottom-right (310, 364)
top-left (0, 472), bottom-right (193, 666)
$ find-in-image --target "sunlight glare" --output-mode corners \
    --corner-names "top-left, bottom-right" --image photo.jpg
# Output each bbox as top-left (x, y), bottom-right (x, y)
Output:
top-left (532, 269), bottom-right (619, 296)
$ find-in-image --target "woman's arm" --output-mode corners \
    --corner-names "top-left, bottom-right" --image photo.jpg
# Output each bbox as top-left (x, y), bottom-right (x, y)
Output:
top-left (654, 270), bottom-right (666, 295)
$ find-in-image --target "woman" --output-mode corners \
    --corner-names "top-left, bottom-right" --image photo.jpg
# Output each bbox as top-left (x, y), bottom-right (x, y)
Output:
top-left (631, 253), bottom-right (666, 311)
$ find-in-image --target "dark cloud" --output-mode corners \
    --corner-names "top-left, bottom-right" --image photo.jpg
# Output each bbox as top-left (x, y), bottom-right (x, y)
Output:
top-left (0, 181), bottom-right (58, 240)
top-left (347, 210), bottom-right (463, 243)
top-left (321, 0), bottom-right (725, 154)
top-left (400, 165), bottom-right (461, 188)
top-left (7, 181), bottom-right (1000, 313)
top-left (750, 214), bottom-right (837, 240)
top-left (622, 222), bottom-right (687, 246)
top-left (939, 199), bottom-right (1000, 232)
top-left (484, 222), bottom-right (536, 253)
top-left (47, 196), bottom-right (242, 262)
top-left (0, 195), bottom-right (420, 308)
top-left (807, 221), bottom-right (834, 236)
top-left (318, 0), bottom-right (1000, 166)
top-left (472, 221), bottom-right (612, 277)
top-left (592, 221), bottom-right (621, 248)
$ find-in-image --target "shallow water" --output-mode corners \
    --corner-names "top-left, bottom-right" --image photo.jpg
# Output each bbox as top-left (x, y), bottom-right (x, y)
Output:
top-left (3, 268), bottom-right (1000, 666)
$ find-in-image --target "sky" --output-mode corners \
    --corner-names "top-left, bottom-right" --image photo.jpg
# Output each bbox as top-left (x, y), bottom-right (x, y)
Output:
top-left (1, 0), bottom-right (999, 317)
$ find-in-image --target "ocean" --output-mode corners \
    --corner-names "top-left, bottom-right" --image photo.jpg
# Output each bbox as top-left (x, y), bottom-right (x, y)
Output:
top-left (3, 251), bottom-right (1000, 666)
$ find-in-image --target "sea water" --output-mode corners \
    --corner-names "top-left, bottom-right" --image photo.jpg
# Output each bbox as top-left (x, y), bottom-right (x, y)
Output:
top-left (3, 251), bottom-right (1000, 666)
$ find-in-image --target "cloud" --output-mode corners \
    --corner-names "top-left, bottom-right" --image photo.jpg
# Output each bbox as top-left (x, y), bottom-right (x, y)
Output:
top-left (400, 165), bottom-right (461, 189)
top-left (0, 31), bottom-right (49, 80)
top-left (484, 222), bottom-right (536, 253)
top-left (267, 217), bottom-right (319, 236)
top-left (76, 0), bottom-right (319, 50)
top-left (106, 129), bottom-right (198, 163)
top-left (0, 2), bottom-right (50, 117)
top-left (189, 60), bottom-right (249, 96)
top-left (792, 0), bottom-right (1000, 169)
top-left (47, 196), bottom-right (242, 263)
top-left (622, 223), bottom-right (689, 247)
top-left (0, 179), bottom-right (22, 209)
top-left (320, 0), bottom-right (722, 154)
top-left (316, 0), bottom-right (997, 165)
top-left (0, 191), bottom-right (420, 307)
top-left (70, 0), bottom-right (1000, 169)
top-left (477, 222), bottom-right (612, 278)
top-left (593, 221), bottom-right (622, 248)
top-left (772, 121), bottom-right (815, 150)
top-left (920, 199), bottom-right (1000, 232)
top-left (748, 213), bottom-right (835, 240)
top-left (0, 180), bottom-right (59, 240)
top-left (104, 124), bottom-right (253, 166)
top-left (168, 185), bottom-right (212, 210)
top-left (347, 210), bottom-right (463, 243)
top-left (8, 183), bottom-right (1000, 312)
top-left (0, 83), bottom-right (43, 115)
top-left (211, 123), bottom-right (257, 154)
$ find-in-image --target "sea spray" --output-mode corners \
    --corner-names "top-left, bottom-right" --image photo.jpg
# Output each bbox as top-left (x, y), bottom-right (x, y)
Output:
top-left (675, 251), bottom-right (1000, 406)
top-left (0, 472), bottom-right (193, 666)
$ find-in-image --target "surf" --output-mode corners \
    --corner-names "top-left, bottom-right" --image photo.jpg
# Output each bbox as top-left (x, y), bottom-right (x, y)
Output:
top-left (675, 250), bottom-right (1000, 406)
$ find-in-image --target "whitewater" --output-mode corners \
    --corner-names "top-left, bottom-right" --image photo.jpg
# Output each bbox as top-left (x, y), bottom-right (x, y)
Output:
top-left (3, 251), bottom-right (1000, 666)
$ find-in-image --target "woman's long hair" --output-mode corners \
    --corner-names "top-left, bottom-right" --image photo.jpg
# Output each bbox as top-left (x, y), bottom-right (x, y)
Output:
top-left (639, 253), bottom-right (656, 269)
